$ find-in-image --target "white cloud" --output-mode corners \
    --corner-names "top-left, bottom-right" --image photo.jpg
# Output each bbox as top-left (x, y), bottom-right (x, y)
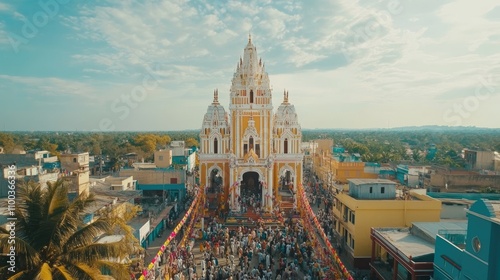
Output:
top-left (3, 0), bottom-right (500, 130)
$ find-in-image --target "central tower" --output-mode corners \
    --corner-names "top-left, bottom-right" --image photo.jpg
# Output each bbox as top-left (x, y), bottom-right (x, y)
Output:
top-left (199, 36), bottom-right (303, 215)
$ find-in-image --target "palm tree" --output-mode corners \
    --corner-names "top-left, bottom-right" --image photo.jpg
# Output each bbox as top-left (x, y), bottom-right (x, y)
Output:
top-left (0, 180), bottom-right (140, 279)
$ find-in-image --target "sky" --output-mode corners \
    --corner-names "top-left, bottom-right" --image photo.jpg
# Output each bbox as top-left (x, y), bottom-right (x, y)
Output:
top-left (0, 0), bottom-right (499, 131)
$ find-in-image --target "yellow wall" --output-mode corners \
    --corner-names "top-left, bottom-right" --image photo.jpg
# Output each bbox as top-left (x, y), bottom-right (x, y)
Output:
top-left (333, 192), bottom-right (441, 258)
top-left (313, 154), bottom-right (377, 184)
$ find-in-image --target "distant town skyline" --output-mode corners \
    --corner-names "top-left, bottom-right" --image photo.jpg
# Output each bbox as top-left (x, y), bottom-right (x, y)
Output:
top-left (1, 0), bottom-right (499, 131)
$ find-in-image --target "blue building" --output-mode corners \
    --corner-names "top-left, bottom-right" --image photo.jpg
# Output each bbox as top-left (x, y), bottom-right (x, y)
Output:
top-left (433, 199), bottom-right (500, 280)
top-left (396, 164), bottom-right (409, 185)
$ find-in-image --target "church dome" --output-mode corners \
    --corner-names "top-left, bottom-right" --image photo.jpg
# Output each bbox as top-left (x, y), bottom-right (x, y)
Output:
top-left (201, 89), bottom-right (230, 134)
top-left (274, 90), bottom-right (300, 129)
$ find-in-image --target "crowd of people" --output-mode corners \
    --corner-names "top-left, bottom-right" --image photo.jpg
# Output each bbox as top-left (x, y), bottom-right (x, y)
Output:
top-left (192, 215), bottom-right (330, 280)
top-left (138, 175), bottom-right (346, 280)
top-left (303, 182), bottom-right (338, 248)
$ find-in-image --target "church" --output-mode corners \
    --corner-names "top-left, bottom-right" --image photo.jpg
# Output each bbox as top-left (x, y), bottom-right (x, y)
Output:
top-left (199, 36), bottom-right (303, 214)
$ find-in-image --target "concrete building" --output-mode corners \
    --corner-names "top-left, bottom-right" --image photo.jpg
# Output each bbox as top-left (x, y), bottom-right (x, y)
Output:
top-left (314, 152), bottom-right (378, 186)
top-left (428, 168), bottom-right (500, 192)
top-left (464, 149), bottom-right (495, 170)
top-left (495, 152), bottom-right (500, 172)
top-left (370, 221), bottom-right (467, 280)
top-left (333, 179), bottom-right (442, 268)
top-left (154, 149), bottom-right (172, 168)
top-left (433, 199), bottom-right (500, 280)
top-left (60, 153), bottom-right (90, 195)
top-left (396, 165), bottom-right (430, 188)
top-left (198, 37), bottom-right (303, 214)
top-left (119, 168), bottom-right (186, 202)
top-left (301, 142), bottom-right (317, 171)
top-left (314, 139), bottom-right (334, 156)
top-left (0, 153), bottom-right (59, 197)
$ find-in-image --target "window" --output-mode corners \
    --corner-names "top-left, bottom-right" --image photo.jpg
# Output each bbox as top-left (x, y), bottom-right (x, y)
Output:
top-left (213, 138), bottom-right (218, 154)
top-left (249, 137), bottom-right (254, 149)
top-left (244, 144), bottom-right (248, 155)
top-left (350, 238), bottom-right (355, 250)
top-left (255, 144), bottom-right (260, 157)
top-left (73, 158), bottom-right (77, 163)
top-left (350, 213), bottom-right (355, 224)
top-left (381, 187), bottom-right (385, 194)
top-left (369, 187), bottom-right (373, 193)
top-left (170, 178), bottom-right (177, 184)
top-left (250, 90), bottom-right (254, 103)
top-left (284, 138), bottom-right (289, 154)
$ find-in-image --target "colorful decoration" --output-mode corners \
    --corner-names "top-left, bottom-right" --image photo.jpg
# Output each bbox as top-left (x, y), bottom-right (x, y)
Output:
top-left (296, 184), bottom-right (353, 280)
top-left (139, 185), bottom-right (205, 280)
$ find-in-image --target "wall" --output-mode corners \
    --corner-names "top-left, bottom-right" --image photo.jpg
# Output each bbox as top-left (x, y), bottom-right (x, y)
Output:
top-left (460, 215), bottom-right (491, 279)
top-left (60, 153), bottom-right (89, 172)
top-left (441, 203), bottom-right (469, 219)
top-left (106, 176), bottom-right (135, 191)
top-left (349, 181), bottom-right (396, 199)
top-left (315, 139), bottom-right (333, 155)
top-left (475, 151), bottom-right (494, 170)
top-left (154, 150), bottom-right (172, 168)
top-left (119, 169), bottom-right (184, 185)
top-left (433, 236), bottom-right (464, 280)
top-left (430, 172), bottom-right (500, 190)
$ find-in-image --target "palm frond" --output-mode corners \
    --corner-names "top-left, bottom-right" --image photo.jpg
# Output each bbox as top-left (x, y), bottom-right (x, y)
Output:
top-left (6, 270), bottom-right (28, 280)
top-left (65, 241), bottom-right (132, 263)
top-left (94, 260), bottom-right (131, 280)
top-left (0, 233), bottom-right (41, 269)
top-left (63, 262), bottom-right (105, 280)
top-left (35, 263), bottom-right (53, 280)
top-left (62, 219), bottom-right (113, 252)
top-left (53, 265), bottom-right (76, 280)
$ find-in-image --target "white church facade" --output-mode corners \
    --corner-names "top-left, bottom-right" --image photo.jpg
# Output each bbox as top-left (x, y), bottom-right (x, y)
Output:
top-left (199, 37), bottom-right (303, 214)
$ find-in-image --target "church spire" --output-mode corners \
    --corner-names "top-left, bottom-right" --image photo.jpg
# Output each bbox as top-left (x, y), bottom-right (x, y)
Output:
top-left (283, 89), bottom-right (289, 104)
top-left (213, 89), bottom-right (219, 104)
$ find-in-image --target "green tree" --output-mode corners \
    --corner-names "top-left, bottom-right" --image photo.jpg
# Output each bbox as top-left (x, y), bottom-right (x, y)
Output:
top-left (185, 137), bottom-right (199, 148)
top-left (0, 133), bottom-right (16, 153)
top-left (0, 180), bottom-right (139, 279)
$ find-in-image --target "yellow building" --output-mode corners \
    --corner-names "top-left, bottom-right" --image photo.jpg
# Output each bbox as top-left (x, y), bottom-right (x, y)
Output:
top-left (313, 152), bottom-right (377, 186)
top-left (332, 179), bottom-right (441, 268)
top-left (199, 37), bottom-right (303, 213)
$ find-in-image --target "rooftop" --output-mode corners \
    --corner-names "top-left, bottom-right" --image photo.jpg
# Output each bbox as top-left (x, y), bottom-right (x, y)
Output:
top-left (374, 227), bottom-right (435, 259)
top-left (412, 221), bottom-right (467, 242)
top-left (349, 178), bottom-right (397, 185)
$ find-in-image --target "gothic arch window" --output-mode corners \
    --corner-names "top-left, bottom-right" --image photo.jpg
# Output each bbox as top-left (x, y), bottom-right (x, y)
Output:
top-left (213, 138), bottom-right (218, 154)
top-left (284, 138), bottom-right (289, 154)
top-left (249, 136), bottom-right (254, 150)
top-left (250, 90), bottom-right (254, 103)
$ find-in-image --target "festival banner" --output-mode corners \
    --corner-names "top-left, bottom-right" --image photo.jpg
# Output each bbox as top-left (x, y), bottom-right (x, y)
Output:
top-left (297, 184), bottom-right (353, 280)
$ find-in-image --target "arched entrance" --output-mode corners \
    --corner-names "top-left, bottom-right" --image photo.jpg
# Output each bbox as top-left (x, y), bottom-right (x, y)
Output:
top-left (240, 171), bottom-right (261, 200)
top-left (279, 169), bottom-right (294, 192)
top-left (209, 168), bottom-right (223, 193)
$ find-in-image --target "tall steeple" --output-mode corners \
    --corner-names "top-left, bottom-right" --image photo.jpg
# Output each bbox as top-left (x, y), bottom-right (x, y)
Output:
top-left (230, 36), bottom-right (273, 109)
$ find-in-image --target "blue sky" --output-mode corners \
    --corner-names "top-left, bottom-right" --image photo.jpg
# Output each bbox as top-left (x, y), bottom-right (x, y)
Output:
top-left (0, 0), bottom-right (499, 131)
